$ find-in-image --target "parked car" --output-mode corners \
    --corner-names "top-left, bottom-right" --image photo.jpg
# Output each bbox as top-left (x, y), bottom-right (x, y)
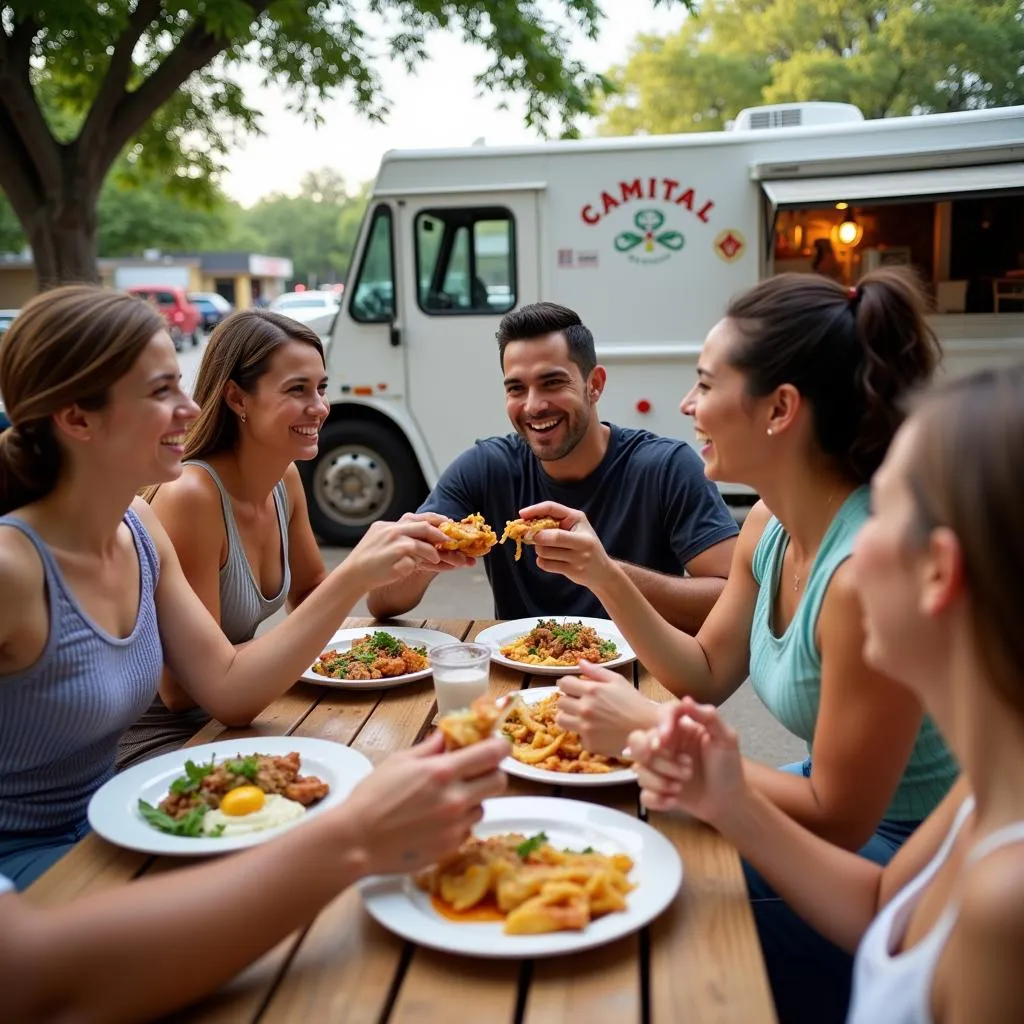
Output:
top-left (269, 290), bottom-right (341, 335)
top-left (187, 291), bottom-right (233, 332)
top-left (125, 286), bottom-right (201, 351)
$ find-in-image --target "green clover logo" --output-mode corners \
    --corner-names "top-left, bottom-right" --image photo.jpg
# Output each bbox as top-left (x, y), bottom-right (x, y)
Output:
top-left (614, 209), bottom-right (685, 255)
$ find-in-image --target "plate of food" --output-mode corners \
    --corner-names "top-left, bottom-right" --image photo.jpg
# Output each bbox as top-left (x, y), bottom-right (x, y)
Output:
top-left (360, 795), bottom-right (682, 957)
top-left (496, 687), bottom-right (636, 786)
top-left (302, 627), bottom-right (461, 689)
top-left (474, 617), bottom-right (635, 676)
top-left (88, 737), bottom-right (372, 856)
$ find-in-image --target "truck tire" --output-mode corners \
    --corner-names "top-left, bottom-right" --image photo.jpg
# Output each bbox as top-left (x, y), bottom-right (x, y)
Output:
top-left (170, 326), bottom-right (184, 353)
top-left (301, 420), bottom-right (424, 547)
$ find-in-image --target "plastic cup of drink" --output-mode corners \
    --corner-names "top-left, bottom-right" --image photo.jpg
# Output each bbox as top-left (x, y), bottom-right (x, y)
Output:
top-left (430, 642), bottom-right (491, 716)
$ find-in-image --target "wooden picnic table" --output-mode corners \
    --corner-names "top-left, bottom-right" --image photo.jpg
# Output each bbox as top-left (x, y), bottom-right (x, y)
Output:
top-left (27, 617), bottom-right (775, 1024)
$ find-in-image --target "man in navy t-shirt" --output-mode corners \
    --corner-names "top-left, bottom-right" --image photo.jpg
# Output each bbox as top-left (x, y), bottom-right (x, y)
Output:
top-left (367, 302), bottom-right (737, 630)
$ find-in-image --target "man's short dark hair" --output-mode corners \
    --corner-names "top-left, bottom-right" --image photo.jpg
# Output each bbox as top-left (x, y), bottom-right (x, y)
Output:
top-left (496, 301), bottom-right (597, 378)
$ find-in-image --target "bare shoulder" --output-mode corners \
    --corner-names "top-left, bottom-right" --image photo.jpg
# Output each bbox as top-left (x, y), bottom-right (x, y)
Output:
top-left (735, 500), bottom-right (772, 563)
top-left (130, 496), bottom-right (176, 560)
top-left (960, 840), bottom-right (1024, 942)
top-left (819, 558), bottom-right (860, 619)
top-left (150, 464), bottom-right (225, 522)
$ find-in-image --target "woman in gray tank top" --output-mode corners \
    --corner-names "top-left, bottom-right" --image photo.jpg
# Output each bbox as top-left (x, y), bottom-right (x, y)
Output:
top-left (118, 311), bottom-right (335, 769)
top-left (0, 288), bottom-right (454, 889)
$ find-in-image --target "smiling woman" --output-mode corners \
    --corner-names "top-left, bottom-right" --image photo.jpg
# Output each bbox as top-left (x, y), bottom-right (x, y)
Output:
top-left (120, 310), bottom-right (336, 770)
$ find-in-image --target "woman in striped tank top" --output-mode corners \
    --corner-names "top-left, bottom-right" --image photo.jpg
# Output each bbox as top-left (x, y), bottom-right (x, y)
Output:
top-left (628, 365), bottom-right (1024, 1024)
top-left (0, 287), bottom-right (462, 889)
top-left (522, 269), bottom-right (958, 1022)
top-left (118, 311), bottom-right (472, 770)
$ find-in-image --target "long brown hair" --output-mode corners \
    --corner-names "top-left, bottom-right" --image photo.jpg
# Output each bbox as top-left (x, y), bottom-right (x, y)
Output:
top-left (142, 309), bottom-right (324, 501)
top-left (906, 363), bottom-right (1024, 719)
top-left (726, 267), bottom-right (941, 482)
top-left (0, 286), bottom-right (164, 515)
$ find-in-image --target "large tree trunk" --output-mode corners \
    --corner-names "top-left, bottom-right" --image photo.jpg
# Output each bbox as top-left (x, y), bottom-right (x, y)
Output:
top-left (28, 193), bottom-right (101, 290)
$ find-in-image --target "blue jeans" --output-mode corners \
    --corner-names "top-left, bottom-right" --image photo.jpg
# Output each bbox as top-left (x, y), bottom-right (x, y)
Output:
top-left (0, 819), bottom-right (91, 891)
top-left (745, 758), bottom-right (919, 1024)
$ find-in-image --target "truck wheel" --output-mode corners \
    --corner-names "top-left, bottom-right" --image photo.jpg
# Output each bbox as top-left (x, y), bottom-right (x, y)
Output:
top-left (170, 326), bottom-right (184, 352)
top-left (191, 329), bottom-right (202, 347)
top-left (301, 420), bottom-right (424, 546)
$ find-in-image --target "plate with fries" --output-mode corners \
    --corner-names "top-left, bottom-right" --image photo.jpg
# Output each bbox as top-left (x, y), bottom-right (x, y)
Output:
top-left (359, 796), bottom-right (682, 957)
top-left (499, 686), bottom-right (637, 787)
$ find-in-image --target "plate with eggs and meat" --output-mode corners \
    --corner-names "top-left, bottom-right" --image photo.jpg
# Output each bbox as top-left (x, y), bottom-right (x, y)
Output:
top-left (360, 795), bottom-right (682, 957)
top-left (88, 737), bottom-right (373, 856)
top-left (475, 617), bottom-right (636, 676)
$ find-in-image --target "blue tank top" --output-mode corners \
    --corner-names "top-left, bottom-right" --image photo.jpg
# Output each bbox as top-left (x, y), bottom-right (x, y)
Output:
top-left (749, 487), bottom-right (957, 822)
top-left (0, 509), bottom-right (163, 832)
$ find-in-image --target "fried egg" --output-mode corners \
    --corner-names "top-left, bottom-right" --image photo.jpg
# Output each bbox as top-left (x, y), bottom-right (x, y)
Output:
top-left (202, 792), bottom-right (306, 837)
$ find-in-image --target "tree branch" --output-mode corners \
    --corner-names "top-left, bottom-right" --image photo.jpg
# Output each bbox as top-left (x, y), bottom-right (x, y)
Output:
top-left (77, 0), bottom-right (165, 161)
top-left (0, 97), bottom-right (46, 230)
top-left (96, 0), bottom-right (275, 173)
top-left (0, 16), bottom-right (62, 195)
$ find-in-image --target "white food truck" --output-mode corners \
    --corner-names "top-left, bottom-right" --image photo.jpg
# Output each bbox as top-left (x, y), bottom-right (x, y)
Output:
top-left (302, 102), bottom-right (1024, 544)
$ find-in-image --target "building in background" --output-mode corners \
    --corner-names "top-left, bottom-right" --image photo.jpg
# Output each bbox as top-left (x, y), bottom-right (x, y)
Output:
top-left (0, 250), bottom-right (293, 309)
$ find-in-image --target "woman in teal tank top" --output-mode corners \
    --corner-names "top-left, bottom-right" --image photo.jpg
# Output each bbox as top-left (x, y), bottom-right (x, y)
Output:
top-left (525, 269), bottom-right (958, 1024)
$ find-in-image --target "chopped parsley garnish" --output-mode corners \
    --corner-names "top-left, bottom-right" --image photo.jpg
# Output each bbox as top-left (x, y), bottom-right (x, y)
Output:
top-left (369, 630), bottom-right (403, 655)
top-left (599, 640), bottom-right (618, 656)
top-left (138, 800), bottom-right (222, 838)
top-left (168, 757), bottom-right (216, 796)
top-left (516, 832), bottom-right (549, 857)
top-left (225, 756), bottom-right (259, 781)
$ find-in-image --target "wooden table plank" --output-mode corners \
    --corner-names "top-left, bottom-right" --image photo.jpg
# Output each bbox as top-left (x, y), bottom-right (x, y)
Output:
top-left (648, 812), bottom-right (776, 1024)
top-left (523, 784), bottom-right (643, 1024)
top-left (257, 888), bottom-right (407, 1024)
top-left (389, 949), bottom-right (522, 1024)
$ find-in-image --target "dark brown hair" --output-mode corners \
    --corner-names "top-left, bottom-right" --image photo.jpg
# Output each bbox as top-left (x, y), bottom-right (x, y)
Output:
top-left (0, 286), bottom-right (164, 514)
top-left (725, 268), bottom-right (941, 482)
top-left (905, 363), bottom-right (1024, 719)
top-left (496, 301), bottom-right (597, 378)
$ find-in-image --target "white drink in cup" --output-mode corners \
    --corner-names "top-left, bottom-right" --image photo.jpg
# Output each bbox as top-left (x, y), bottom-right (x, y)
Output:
top-left (430, 643), bottom-right (491, 716)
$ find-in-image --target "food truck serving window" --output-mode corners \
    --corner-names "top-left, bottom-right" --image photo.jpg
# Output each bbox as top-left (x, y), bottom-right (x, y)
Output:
top-left (414, 207), bottom-right (516, 316)
top-left (762, 164), bottom-right (1024, 314)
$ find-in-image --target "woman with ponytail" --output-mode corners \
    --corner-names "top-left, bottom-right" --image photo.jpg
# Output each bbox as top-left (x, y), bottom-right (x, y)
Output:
top-left (0, 286), bottom-right (463, 890)
top-left (521, 268), bottom-right (959, 1022)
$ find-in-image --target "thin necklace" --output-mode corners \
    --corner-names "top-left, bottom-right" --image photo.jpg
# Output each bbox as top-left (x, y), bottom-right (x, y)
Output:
top-left (793, 489), bottom-right (839, 592)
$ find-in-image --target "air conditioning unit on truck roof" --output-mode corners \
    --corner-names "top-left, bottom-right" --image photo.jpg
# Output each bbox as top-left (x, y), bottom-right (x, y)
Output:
top-left (729, 102), bottom-right (865, 132)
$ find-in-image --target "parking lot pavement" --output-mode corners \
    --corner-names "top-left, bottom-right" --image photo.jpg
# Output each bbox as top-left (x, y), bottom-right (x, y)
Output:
top-left (310, 547), bottom-right (807, 769)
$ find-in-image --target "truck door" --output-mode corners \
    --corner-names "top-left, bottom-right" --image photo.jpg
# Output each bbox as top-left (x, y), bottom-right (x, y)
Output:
top-left (395, 190), bottom-right (542, 473)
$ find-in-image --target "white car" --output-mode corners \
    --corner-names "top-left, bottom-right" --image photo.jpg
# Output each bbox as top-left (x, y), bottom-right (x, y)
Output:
top-left (269, 291), bottom-right (341, 335)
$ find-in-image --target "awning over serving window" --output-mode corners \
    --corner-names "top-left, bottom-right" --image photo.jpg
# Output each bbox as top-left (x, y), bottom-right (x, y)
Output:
top-left (761, 162), bottom-right (1024, 209)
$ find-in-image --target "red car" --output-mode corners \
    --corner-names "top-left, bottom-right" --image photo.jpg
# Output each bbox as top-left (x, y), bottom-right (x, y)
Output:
top-left (125, 286), bottom-right (202, 351)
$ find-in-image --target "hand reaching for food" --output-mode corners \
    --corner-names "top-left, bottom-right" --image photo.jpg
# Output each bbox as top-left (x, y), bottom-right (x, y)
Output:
top-left (343, 517), bottom-right (449, 589)
top-left (500, 516), bottom-right (562, 561)
top-left (627, 697), bottom-right (747, 824)
top-left (515, 501), bottom-right (615, 586)
top-left (556, 661), bottom-right (661, 758)
top-left (341, 731), bottom-right (509, 875)
top-left (399, 512), bottom-right (479, 571)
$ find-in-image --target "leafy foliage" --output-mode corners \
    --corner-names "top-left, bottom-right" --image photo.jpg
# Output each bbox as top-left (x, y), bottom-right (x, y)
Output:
top-left (597, 0), bottom-right (1024, 136)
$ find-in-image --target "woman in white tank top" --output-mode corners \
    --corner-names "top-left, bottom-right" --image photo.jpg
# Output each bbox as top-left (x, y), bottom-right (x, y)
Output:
top-left (625, 364), bottom-right (1024, 1023)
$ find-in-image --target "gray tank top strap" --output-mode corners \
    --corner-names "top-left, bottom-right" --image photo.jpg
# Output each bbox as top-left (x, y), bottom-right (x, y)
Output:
top-left (183, 459), bottom-right (290, 644)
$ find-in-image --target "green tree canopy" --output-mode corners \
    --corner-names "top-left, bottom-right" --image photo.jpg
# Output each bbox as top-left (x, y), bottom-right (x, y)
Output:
top-left (598, 0), bottom-right (1024, 136)
top-left (0, 0), bottom-right (678, 288)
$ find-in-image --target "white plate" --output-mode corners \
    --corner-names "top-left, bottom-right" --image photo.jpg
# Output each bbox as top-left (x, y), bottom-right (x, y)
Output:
top-left (475, 617), bottom-right (636, 677)
top-left (361, 795), bottom-right (682, 958)
top-left (301, 627), bottom-right (461, 690)
top-left (500, 686), bottom-right (637, 787)
top-left (89, 737), bottom-right (373, 856)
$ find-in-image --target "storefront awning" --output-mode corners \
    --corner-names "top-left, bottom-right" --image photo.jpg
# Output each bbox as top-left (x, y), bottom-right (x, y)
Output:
top-left (761, 162), bottom-right (1024, 208)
